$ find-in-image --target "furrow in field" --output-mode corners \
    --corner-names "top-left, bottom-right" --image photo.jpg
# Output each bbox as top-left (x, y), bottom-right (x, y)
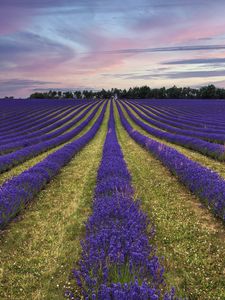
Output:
top-left (122, 101), bottom-right (225, 161)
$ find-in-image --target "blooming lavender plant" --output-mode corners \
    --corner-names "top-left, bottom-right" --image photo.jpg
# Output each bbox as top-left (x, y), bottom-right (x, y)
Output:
top-left (0, 101), bottom-right (94, 141)
top-left (0, 102), bottom-right (103, 173)
top-left (0, 102), bottom-right (99, 155)
top-left (134, 102), bottom-right (225, 133)
top-left (117, 101), bottom-right (225, 222)
top-left (68, 101), bottom-right (175, 299)
top-left (0, 104), bottom-right (82, 141)
top-left (0, 102), bottom-right (107, 229)
top-left (0, 102), bottom-right (72, 136)
top-left (131, 99), bottom-right (225, 130)
top-left (121, 102), bottom-right (225, 161)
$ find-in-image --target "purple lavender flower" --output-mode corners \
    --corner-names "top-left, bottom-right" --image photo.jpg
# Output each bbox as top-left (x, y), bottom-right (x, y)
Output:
top-left (69, 101), bottom-right (175, 299)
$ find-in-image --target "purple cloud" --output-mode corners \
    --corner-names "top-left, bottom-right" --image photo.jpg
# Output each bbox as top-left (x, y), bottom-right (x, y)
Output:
top-left (162, 58), bottom-right (225, 65)
top-left (123, 70), bottom-right (225, 80)
top-left (0, 32), bottom-right (75, 72)
top-left (0, 79), bottom-right (59, 97)
top-left (96, 44), bottom-right (225, 54)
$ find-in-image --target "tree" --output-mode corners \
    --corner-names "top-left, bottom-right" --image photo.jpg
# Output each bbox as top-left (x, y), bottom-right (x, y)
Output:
top-left (63, 91), bottom-right (74, 99)
top-left (199, 85), bottom-right (217, 99)
top-left (29, 84), bottom-right (225, 100)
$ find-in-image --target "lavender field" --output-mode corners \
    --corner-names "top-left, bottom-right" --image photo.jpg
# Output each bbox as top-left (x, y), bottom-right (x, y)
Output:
top-left (0, 99), bottom-right (224, 299)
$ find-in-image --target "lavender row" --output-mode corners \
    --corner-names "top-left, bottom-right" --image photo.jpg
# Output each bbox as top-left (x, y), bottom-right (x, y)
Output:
top-left (0, 105), bottom-right (72, 135)
top-left (0, 103), bottom-right (89, 144)
top-left (141, 103), bottom-right (225, 131)
top-left (0, 102), bottom-right (103, 173)
top-left (0, 102), bottom-right (98, 155)
top-left (117, 102), bottom-right (225, 222)
top-left (133, 102), bottom-right (225, 134)
top-left (136, 99), bottom-right (225, 126)
top-left (133, 99), bottom-right (225, 127)
top-left (0, 103), bottom-right (63, 126)
top-left (124, 102), bottom-right (225, 144)
top-left (67, 101), bottom-right (175, 300)
top-left (0, 99), bottom-right (90, 133)
top-left (0, 104), bottom-right (82, 138)
top-left (128, 101), bottom-right (225, 143)
top-left (0, 98), bottom-right (86, 125)
top-left (121, 102), bottom-right (225, 161)
top-left (0, 102), bottom-right (107, 229)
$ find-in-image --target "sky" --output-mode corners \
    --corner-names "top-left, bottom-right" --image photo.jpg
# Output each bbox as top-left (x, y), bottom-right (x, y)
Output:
top-left (1, 0), bottom-right (225, 97)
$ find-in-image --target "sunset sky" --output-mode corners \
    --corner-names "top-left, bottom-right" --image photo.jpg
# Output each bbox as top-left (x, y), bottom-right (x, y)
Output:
top-left (1, 0), bottom-right (225, 97)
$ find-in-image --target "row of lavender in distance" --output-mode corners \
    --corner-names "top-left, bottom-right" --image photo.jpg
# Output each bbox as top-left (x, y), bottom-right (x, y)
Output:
top-left (0, 102), bottom-right (107, 229)
top-left (133, 99), bottom-right (225, 127)
top-left (117, 102), bottom-right (225, 222)
top-left (121, 102), bottom-right (225, 161)
top-left (67, 101), bottom-right (175, 299)
top-left (0, 103), bottom-right (86, 144)
top-left (0, 105), bottom-right (78, 139)
top-left (130, 100), bottom-right (225, 139)
top-left (0, 102), bottom-right (103, 173)
top-left (0, 99), bottom-right (93, 135)
top-left (0, 104), bottom-right (64, 129)
top-left (0, 102), bottom-right (78, 135)
top-left (0, 102), bottom-right (87, 138)
top-left (131, 101), bottom-right (225, 135)
top-left (0, 99), bottom-right (73, 120)
top-left (140, 102), bottom-right (225, 127)
top-left (125, 101), bottom-right (225, 144)
top-left (0, 102), bottom-right (98, 155)
top-left (139, 102), bottom-right (225, 131)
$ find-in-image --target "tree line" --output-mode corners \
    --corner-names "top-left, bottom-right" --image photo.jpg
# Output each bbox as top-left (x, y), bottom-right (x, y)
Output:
top-left (29, 84), bottom-right (225, 100)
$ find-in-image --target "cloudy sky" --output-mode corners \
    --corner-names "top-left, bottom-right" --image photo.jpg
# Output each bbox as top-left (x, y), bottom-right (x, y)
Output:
top-left (1, 0), bottom-right (225, 97)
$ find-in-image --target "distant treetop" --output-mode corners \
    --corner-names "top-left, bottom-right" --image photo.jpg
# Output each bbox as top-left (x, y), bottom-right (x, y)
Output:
top-left (29, 85), bottom-right (225, 100)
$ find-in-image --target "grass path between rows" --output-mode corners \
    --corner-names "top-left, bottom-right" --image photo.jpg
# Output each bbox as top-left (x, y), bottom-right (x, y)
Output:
top-left (0, 103), bottom-right (109, 299)
top-left (114, 103), bottom-right (225, 299)
top-left (123, 101), bottom-right (225, 179)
